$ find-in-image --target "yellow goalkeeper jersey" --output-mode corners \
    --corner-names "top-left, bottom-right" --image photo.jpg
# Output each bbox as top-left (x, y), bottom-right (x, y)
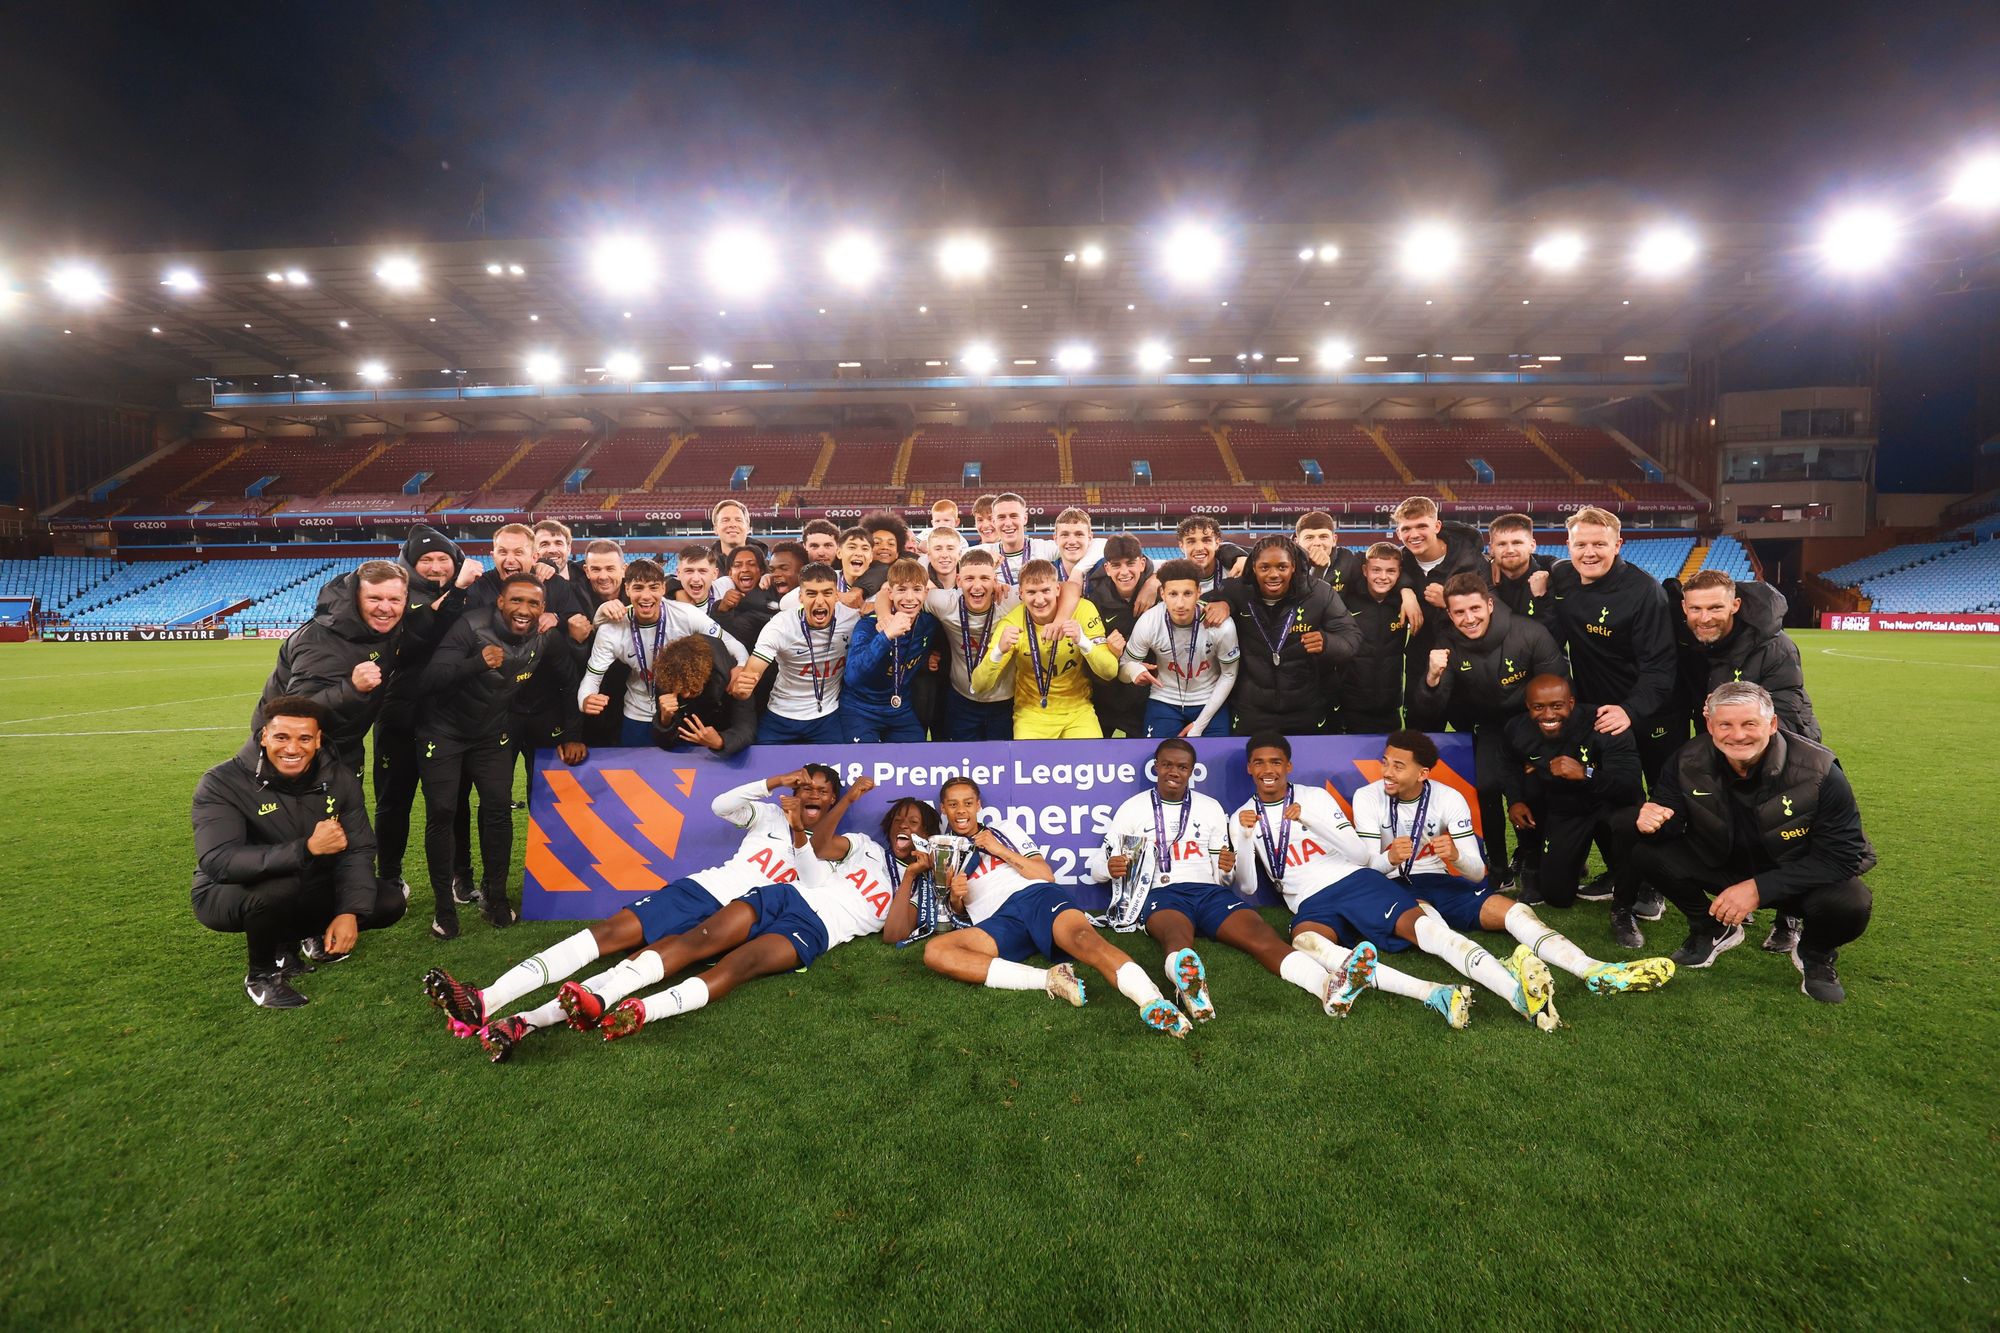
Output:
top-left (970, 599), bottom-right (1121, 724)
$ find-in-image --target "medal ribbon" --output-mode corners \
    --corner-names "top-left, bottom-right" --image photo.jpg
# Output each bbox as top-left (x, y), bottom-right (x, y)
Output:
top-left (1248, 600), bottom-right (1297, 665)
top-left (1152, 792), bottom-right (1194, 880)
top-left (958, 598), bottom-right (992, 682)
top-left (798, 612), bottom-right (829, 710)
top-left (1024, 617), bottom-right (1054, 709)
top-left (1386, 782), bottom-right (1433, 880)
top-left (1256, 784), bottom-right (1295, 884)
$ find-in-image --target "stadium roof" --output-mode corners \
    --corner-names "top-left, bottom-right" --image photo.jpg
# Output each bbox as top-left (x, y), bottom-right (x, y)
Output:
top-left (1, 222), bottom-right (1815, 406)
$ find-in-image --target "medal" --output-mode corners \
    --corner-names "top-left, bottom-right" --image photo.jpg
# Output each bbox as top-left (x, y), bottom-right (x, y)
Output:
top-left (629, 612), bottom-right (665, 712)
top-left (887, 618), bottom-right (915, 711)
top-left (1170, 614), bottom-right (1201, 687)
top-left (1256, 785), bottom-right (1295, 883)
top-left (957, 597), bottom-right (993, 684)
top-left (1024, 618), bottom-right (1054, 709)
top-left (1152, 792), bottom-right (1193, 885)
top-left (1386, 781), bottom-right (1433, 880)
top-left (798, 612), bottom-right (830, 711)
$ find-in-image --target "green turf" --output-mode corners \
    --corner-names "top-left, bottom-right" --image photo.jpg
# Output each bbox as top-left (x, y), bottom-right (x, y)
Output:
top-left (2, 632), bottom-right (1996, 1329)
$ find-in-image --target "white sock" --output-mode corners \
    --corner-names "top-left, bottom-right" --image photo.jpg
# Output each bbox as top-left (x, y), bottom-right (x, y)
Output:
top-left (584, 952), bottom-right (667, 1006)
top-left (483, 929), bottom-right (602, 1013)
top-left (983, 959), bottom-right (1048, 990)
top-left (1278, 950), bottom-right (1331, 997)
top-left (513, 999), bottom-right (567, 1031)
top-left (1414, 913), bottom-right (1519, 1000)
top-left (1505, 902), bottom-right (1600, 977)
top-left (1161, 953), bottom-right (1186, 987)
top-left (1114, 960), bottom-right (1165, 1008)
top-left (1371, 961), bottom-right (1443, 1002)
top-left (645, 976), bottom-right (708, 1019)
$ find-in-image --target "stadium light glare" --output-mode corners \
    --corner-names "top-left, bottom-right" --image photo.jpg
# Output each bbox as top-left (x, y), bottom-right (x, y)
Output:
top-left (1318, 244), bottom-right (1339, 263)
top-left (284, 269), bottom-right (309, 286)
top-left (1055, 343), bottom-right (1095, 372)
top-left (1159, 222), bottom-right (1225, 286)
top-left (938, 234), bottom-right (992, 280)
top-left (1135, 339), bottom-right (1172, 372)
top-left (161, 267), bottom-right (201, 293)
top-left (486, 263), bottom-right (503, 275)
top-left (266, 271), bottom-right (284, 283)
top-left (705, 227), bottom-right (779, 298)
top-left (1946, 151), bottom-right (2000, 212)
top-left (604, 351), bottom-right (643, 380)
top-left (508, 264), bottom-right (524, 275)
top-left (1317, 339), bottom-right (1353, 368)
top-left (1819, 205), bottom-right (1901, 273)
top-left (1298, 248), bottom-right (1315, 261)
top-left (1079, 243), bottom-right (1105, 267)
top-left (1633, 226), bottom-right (1698, 277)
top-left (824, 231), bottom-right (884, 289)
top-left (375, 256), bottom-right (421, 290)
top-left (358, 361), bottom-right (389, 384)
top-left (697, 355), bottom-right (726, 373)
top-left (958, 342), bottom-right (999, 374)
top-left (590, 236), bottom-right (660, 295)
top-left (1399, 222), bottom-right (1461, 279)
top-left (1531, 232), bottom-right (1586, 271)
top-left (48, 263), bottom-right (108, 304)
top-left (524, 352), bottom-right (561, 383)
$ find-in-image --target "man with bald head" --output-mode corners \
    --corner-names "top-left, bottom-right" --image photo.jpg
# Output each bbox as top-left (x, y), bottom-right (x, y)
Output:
top-left (1500, 674), bottom-right (1648, 940)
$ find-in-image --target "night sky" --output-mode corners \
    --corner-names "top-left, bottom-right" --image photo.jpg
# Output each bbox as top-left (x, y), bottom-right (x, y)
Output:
top-left (1, 0), bottom-right (1994, 489)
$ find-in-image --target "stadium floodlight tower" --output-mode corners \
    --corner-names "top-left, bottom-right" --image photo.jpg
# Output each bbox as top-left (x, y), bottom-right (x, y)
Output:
top-left (1055, 343), bottom-right (1095, 372)
top-left (375, 256), bottom-right (422, 290)
top-left (1135, 339), bottom-right (1172, 372)
top-left (591, 236), bottom-right (660, 295)
top-left (705, 227), bottom-right (779, 298)
top-left (161, 267), bottom-right (201, 293)
top-left (524, 352), bottom-right (562, 383)
top-left (824, 231), bottom-right (884, 289)
top-left (604, 351), bottom-right (643, 381)
top-left (358, 361), bottom-right (389, 385)
top-left (1317, 339), bottom-right (1354, 369)
top-left (1531, 232), bottom-right (1587, 272)
top-left (938, 234), bottom-right (992, 280)
top-left (1818, 205), bottom-right (1901, 274)
top-left (48, 262), bottom-right (108, 304)
top-left (958, 342), bottom-right (999, 374)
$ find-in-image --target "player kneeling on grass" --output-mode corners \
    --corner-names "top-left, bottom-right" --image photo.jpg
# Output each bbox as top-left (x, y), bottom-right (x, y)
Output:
top-left (426, 766), bottom-right (879, 1058)
top-left (193, 696), bottom-right (407, 1009)
top-left (1227, 734), bottom-right (1474, 1028)
top-left (917, 775), bottom-right (1194, 1038)
top-left (1349, 730), bottom-right (1675, 1028)
top-left (1087, 738), bottom-right (1373, 1022)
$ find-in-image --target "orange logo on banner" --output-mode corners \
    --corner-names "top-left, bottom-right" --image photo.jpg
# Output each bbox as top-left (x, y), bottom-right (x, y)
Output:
top-left (673, 769), bottom-right (696, 796)
top-left (1333, 758), bottom-right (1483, 837)
top-left (525, 817), bottom-right (591, 893)
top-left (543, 769), bottom-right (667, 893)
top-left (601, 769), bottom-right (687, 859)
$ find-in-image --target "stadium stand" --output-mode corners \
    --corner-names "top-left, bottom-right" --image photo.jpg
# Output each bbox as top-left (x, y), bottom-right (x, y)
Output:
top-left (814, 430), bottom-right (905, 488)
top-left (1229, 422), bottom-right (1396, 482)
top-left (109, 437), bottom-right (247, 506)
top-left (281, 493), bottom-right (438, 514)
top-left (1820, 541), bottom-right (1969, 587)
top-left (1534, 539), bottom-right (1694, 583)
top-left (661, 429), bottom-right (822, 489)
top-left (582, 429), bottom-right (675, 491)
top-left (1526, 420), bottom-right (1644, 478)
top-left (496, 432), bottom-right (593, 494)
top-left (195, 437), bottom-right (379, 500)
top-left (445, 489), bottom-right (540, 513)
top-left (1853, 540), bottom-right (2000, 612)
top-left (904, 424), bottom-right (1058, 487)
top-left (1380, 420), bottom-right (1568, 481)
top-left (338, 433), bottom-right (523, 494)
top-left (535, 493), bottom-right (621, 520)
top-left (189, 499), bottom-right (281, 517)
top-left (0, 556), bottom-right (120, 610)
top-left (1700, 535), bottom-right (1756, 579)
top-left (1069, 424), bottom-right (1226, 484)
top-left (220, 560), bottom-right (348, 632)
top-left (58, 561), bottom-right (200, 622)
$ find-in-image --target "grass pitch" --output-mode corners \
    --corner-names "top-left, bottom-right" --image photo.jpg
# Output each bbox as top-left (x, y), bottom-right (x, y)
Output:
top-left (2, 632), bottom-right (1996, 1329)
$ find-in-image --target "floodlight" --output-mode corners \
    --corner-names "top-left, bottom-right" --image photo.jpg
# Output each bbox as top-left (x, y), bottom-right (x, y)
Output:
top-left (705, 227), bottom-right (779, 297)
top-left (697, 355), bottom-right (725, 373)
top-left (48, 263), bottom-right (108, 304)
top-left (1317, 244), bottom-right (1339, 263)
top-left (1531, 232), bottom-right (1586, 271)
top-left (375, 256), bottom-right (420, 290)
top-left (1299, 248), bottom-right (1315, 261)
top-left (161, 267), bottom-right (201, 293)
top-left (284, 269), bottom-right (309, 286)
top-left (1317, 340), bottom-right (1353, 368)
top-left (524, 352), bottom-right (561, 383)
top-left (1160, 223), bottom-right (1225, 285)
top-left (1399, 223), bottom-right (1460, 278)
top-left (1633, 226), bottom-right (1698, 276)
top-left (1947, 151), bottom-right (2000, 212)
top-left (938, 234), bottom-right (991, 279)
top-left (358, 361), bottom-right (389, 384)
top-left (1819, 205), bottom-right (1901, 273)
top-left (1135, 340), bottom-right (1172, 372)
top-left (824, 231), bottom-right (884, 289)
top-left (590, 236), bottom-right (660, 294)
top-left (266, 272), bottom-right (284, 283)
top-left (958, 342), bottom-right (999, 374)
top-left (605, 351), bottom-right (643, 380)
top-left (486, 263), bottom-right (503, 275)
top-left (509, 264), bottom-right (524, 275)
top-left (1078, 243), bottom-right (1105, 267)
top-left (1055, 343), bottom-right (1095, 372)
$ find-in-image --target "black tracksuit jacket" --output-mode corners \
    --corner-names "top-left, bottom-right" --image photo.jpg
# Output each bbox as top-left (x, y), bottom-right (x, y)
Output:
top-left (252, 573), bottom-right (398, 758)
top-left (1410, 601), bottom-right (1569, 730)
top-left (417, 609), bottom-right (569, 745)
top-left (1545, 556), bottom-right (1678, 724)
top-left (191, 737), bottom-right (378, 917)
top-left (1663, 578), bottom-right (1821, 741)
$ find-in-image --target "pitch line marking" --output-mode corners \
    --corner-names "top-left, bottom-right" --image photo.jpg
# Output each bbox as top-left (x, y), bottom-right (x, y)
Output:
top-left (0, 693), bottom-right (248, 726)
top-left (0, 725), bottom-right (240, 738)
top-left (1817, 648), bottom-right (1998, 670)
top-left (0, 663), bottom-right (253, 684)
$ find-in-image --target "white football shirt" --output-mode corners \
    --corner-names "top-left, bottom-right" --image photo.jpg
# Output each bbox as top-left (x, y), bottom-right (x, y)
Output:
top-left (796, 830), bottom-right (897, 946)
top-left (1349, 778), bottom-right (1486, 882)
top-left (954, 814), bottom-right (1048, 924)
top-left (1228, 784), bottom-right (1373, 912)
top-left (924, 587), bottom-right (1021, 702)
top-left (689, 780), bottom-right (827, 902)
top-left (1089, 789), bottom-right (1234, 894)
top-left (751, 604), bottom-right (861, 719)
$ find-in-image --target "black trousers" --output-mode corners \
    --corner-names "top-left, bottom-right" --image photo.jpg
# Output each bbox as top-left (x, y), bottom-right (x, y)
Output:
top-left (193, 874), bottom-right (406, 970)
top-left (1629, 837), bottom-right (1872, 955)
top-left (420, 734), bottom-right (516, 916)
top-left (1520, 804), bottom-right (1644, 909)
top-left (373, 719), bottom-right (474, 885)
top-left (1234, 704), bottom-right (1326, 738)
top-left (1636, 715), bottom-right (1692, 790)
top-left (1467, 725), bottom-right (1513, 873)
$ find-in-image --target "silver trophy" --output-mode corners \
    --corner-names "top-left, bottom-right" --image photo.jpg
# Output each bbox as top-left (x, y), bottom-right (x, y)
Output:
top-left (1114, 833), bottom-right (1150, 891)
top-left (1103, 832), bottom-right (1151, 931)
top-left (927, 833), bottom-right (977, 884)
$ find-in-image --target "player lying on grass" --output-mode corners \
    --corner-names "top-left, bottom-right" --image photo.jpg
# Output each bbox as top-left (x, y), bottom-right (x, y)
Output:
top-left (916, 775), bottom-right (1195, 1038)
top-left (1340, 730), bottom-right (1675, 1029)
top-left (422, 765), bottom-right (873, 1057)
top-left (1084, 738), bottom-right (1374, 1022)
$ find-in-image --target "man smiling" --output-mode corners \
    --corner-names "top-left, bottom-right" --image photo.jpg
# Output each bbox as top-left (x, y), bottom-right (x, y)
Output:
top-left (252, 559), bottom-right (409, 773)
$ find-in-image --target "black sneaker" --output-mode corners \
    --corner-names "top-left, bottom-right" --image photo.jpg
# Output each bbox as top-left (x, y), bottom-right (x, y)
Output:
top-left (1634, 888), bottom-right (1667, 921)
top-left (1762, 913), bottom-right (1803, 954)
top-left (1669, 921), bottom-right (1745, 969)
top-left (1793, 947), bottom-right (1846, 1003)
top-left (298, 935), bottom-right (348, 965)
top-left (480, 894), bottom-right (518, 929)
top-left (451, 875), bottom-right (480, 906)
top-left (1574, 871), bottom-right (1615, 903)
top-left (245, 970), bottom-right (309, 1009)
top-left (431, 913), bottom-right (461, 942)
top-left (1609, 909), bottom-right (1644, 950)
top-left (273, 950), bottom-right (316, 978)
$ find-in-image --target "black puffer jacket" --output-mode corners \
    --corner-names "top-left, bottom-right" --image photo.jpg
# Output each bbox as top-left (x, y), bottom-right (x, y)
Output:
top-left (1338, 584), bottom-right (1412, 719)
top-left (417, 608), bottom-right (565, 744)
top-left (191, 736), bottom-right (377, 916)
top-left (1410, 601), bottom-right (1568, 729)
top-left (253, 569), bottom-right (399, 759)
top-left (1219, 565), bottom-right (1360, 731)
top-left (1664, 578), bottom-right (1821, 740)
top-left (375, 525), bottom-right (470, 723)
top-left (1545, 555), bottom-right (1677, 723)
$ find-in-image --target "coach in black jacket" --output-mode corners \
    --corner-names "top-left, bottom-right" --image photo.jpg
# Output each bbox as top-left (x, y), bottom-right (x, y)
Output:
top-left (1667, 571), bottom-right (1821, 741)
top-left (1632, 681), bottom-right (1874, 1003)
top-left (251, 559), bottom-right (408, 771)
top-left (1332, 542), bottom-right (1411, 733)
top-left (1392, 502), bottom-right (1487, 728)
top-left (1211, 535), bottom-right (1360, 735)
top-left (193, 695), bottom-right (406, 1008)
top-left (1082, 535), bottom-right (1153, 738)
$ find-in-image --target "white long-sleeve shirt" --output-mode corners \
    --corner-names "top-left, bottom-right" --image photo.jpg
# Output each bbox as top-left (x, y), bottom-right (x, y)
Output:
top-left (1085, 789), bottom-right (1235, 930)
top-left (1228, 784), bottom-right (1373, 912)
top-left (578, 605), bottom-right (746, 721)
top-left (1119, 604), bottom-right (1241, 733)
top-left (687, 779), bottom-right (827, 902)
top-left (953, 814), bottom-right (1047, 925)
top-left (751, 605), bottom-right (862, 719)
top-left (1349, 778), bottom-right (1486, 883)
top-left (796, 831), bottom-right (897, 947)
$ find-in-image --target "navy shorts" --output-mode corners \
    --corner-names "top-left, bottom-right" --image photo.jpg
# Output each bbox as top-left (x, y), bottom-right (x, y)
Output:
top-left (625, 877), bottom-right (725, 943)
top-left (1139, 881), bottom-right (1250, 939)
top-left (1291, 870), bottom-right (1420, 953)
top-left (977, 884), bottom-right (1080, 964)
top-left (743, 882), bottom-right (833, 969)
top-left (756, 709), bottom-right (845, 746)
top-left (1405, 871), bottom-right (1498, 933)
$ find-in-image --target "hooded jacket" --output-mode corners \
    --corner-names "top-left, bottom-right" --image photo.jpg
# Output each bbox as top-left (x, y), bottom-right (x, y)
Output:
top-left (252, 570), bottom-right (400, 757)
top-left (650, 634), bottom-right (759, 756)
top-left (1545, 555), bottom-right (1677, 723)
top-left (1410, 600), bottom-right (1569, 730)
top-left (1664, 578), bottom-right (1821, 740)
top-left (417, 607), bottom-right (565, 744)
top-left (191, 736), bottom-right (377, 917)
top-left (1218, 560), bottom-right (1361, 729)
top-left (1339, 582), bottom-right (1412, 719)
top-left (374, 525), bottom-right (471, 720)
top-left (1491, 552), bottom-right (1558, 621)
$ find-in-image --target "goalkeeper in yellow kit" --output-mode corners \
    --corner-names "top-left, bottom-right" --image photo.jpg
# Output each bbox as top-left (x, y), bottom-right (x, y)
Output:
top-left (971, 559), bottom-right (1121, 738)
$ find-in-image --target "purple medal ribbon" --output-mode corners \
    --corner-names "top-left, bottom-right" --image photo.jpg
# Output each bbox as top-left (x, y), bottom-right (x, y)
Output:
top-left (958, 598), bottom-right (993, 682)
top-left (1386, 781), bottom-right (1432, 880)
top-left (798, 612), bottom-right (830, 711)
top-left (1248, 600), bottom-right (1297, 667)
top-left (1024, 616), bottom-right (1054, 708)
top-left (629, 612), bottom-right (665, 711)
top-left (1169, 615), bottom-right (1201, 690)
top-left (1256, 784), bottom-right (1295, 884)
top-left (887, 620), bottom-right (913, 708)
top-left (1152, 791), bottom-right (1193, 884)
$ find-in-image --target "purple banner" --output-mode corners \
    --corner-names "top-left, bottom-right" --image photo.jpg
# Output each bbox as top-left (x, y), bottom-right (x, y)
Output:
top-left (522, 733), bottom-right (1478, 923)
